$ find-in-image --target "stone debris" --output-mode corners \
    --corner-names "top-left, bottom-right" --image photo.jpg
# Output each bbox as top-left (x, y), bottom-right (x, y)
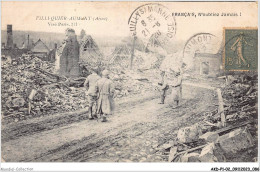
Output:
top-left (199, 143), bottom-right (225, 162)
top-left (180, 152), bottom-right (200, 162)
top-left (1, 54), bottom-right (160, 123)
top-left (110, 69), bottom-right (158, 99)
top-left (177, 124), bottom-right (202, 143)
top-left (1, 157), bottom-right (5, 162)
top-left (167, 74), bottom-right (258, 162)
top-left (199, 132), bottom-right (219, 143)
top-left (1, 54), bottom-right (86, 123)
top-left (161, 143), bottom-right (173, 150)
top-left (219, 127), bottom-right (254, 154)
top-left (168, 147), bottom-right (177, 162)
top-left (222, 75), bottom-right (258, 123)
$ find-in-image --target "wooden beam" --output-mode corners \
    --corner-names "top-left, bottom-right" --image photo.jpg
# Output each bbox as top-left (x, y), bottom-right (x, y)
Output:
top-left (216, 88), bottom-right (226, 127)
top-left (130, 36), bottom-right (137, 70)
top-left (215, 120), bottom-right (253, 135)
top-left (170, 144), bottom-right (208, 162)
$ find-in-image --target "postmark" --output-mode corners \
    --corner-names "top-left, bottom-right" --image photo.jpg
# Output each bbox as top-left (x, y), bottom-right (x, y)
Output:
top-left (183, 33), bottom-right (221, 71)
top-left (223, 28), bottom-right (258, 72)
top-left (128, 3), bottom-right (176, 49)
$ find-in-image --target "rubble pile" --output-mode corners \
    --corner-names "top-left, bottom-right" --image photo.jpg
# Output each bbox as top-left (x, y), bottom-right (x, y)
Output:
top-left (222, 75), bottom-right (258, 124)
top-left (110, 69), bottom-right (159, 99)
top-left (2, 54), bottom-right (160, 123)
top-left (1, 54), bottom-right (87, 123)
top-left (163, 74), bottom-right (258, 162)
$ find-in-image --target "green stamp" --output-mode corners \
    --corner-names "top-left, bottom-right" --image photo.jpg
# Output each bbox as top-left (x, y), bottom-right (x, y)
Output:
top-left (224, 28), bottom-right (258, 71)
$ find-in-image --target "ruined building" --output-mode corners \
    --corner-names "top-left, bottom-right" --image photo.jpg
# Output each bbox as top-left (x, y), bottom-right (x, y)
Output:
top-left (109, 44), bottom-right (132, 68)
top-left (194, 40), bottom-right (224, 77)
top-left (194, 53), bottom-right (222, 77)
top-left (57, 29), bottom-right (80, 78)
top-left (30, 39), bottom-right (50, 60)
top-left (2, 25), bottom-right (28, 58)
top-left (79, 35), bottom-right (103, 64)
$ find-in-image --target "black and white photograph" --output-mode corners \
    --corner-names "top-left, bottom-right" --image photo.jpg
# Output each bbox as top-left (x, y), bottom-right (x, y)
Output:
top-left (0, 1), bottom-right (259, 171)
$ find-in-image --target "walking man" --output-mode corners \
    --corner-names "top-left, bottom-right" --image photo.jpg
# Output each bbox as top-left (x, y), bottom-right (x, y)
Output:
top-left (95, 70), bottom-right (115, 122)
top-left (170, 70), bottom-right (182, 108)
top-left (158, 70), bottom-right (168, 104)
top-left (84, 67), bottom-right (101, 120)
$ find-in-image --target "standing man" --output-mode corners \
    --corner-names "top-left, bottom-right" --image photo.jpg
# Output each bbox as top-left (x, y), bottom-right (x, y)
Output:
top-left (84, 67), bottom-right (101, 120)
top-left (158, 70), bottom-right (168, 104)
top-left (95, 70), bottom-right (115, 122)
top-left (170, 70), bottom-right (182, 108)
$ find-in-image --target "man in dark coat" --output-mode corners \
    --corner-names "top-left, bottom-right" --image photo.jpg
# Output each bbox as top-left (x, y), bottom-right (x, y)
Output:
top-left (95, 70), bottom-right (115, 122)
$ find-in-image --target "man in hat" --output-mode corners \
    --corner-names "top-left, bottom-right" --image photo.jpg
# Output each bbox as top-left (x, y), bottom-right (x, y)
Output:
top-left (95, 70), bottom-right (115, 122)
top-left (84, 67), bottom-right (101, 119)
top-left (170, 70), bottom-right (182, 108)
top-left (158, 70), bottom-right (169, 104)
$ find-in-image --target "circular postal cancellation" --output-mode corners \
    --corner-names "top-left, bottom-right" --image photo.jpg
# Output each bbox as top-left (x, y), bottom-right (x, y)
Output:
top-left (128, 3), bottom-right (176, 49)
top-left (183, 33), bottom-right (222, 70)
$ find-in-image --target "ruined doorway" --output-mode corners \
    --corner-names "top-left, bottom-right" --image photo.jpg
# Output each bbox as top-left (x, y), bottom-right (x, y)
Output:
top-left (200, 61), bottom-right (209, 75)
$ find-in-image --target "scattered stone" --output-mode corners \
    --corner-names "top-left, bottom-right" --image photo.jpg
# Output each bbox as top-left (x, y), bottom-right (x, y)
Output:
top-left (12, 97), bottom-right (25, 107)
top-left (199, 132), bottom-right (219, 143)
top-left (199, 143), bottom-right (225, 162)
top-left (1, 157), bottom-right (5, 162)
top-left (152, 144), bottom-right (159, 149)
top-left (115, 151), bottom-right (122, 155)
top-left (140, 151), bottom-right (147, 156)
top-left (168, 147), bottom-right (178, 162)
top-left (181, 152), bottom-right (200, 162)
top-left (139, 157), bottom-right (147, 162)
top-left (177, 125), bottom-right (201, 143)
top-left (219, 127), bottom-right (254, 154)
top-left (120, 159), bottom-right (133, 162)
top-left (161, 143), bottom-right (172, 150)
top-left (169, 140), bottom-right (177, 146)
top-left (149, 148), bottom-right (156, 154)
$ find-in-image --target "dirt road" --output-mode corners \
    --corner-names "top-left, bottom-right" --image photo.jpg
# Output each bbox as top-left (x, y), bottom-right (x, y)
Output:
top-left (2, 84), bottom-right (218, 162)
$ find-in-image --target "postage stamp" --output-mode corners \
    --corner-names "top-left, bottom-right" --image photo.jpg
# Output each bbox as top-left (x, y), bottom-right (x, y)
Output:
top-left (223, 28), bottom-right (258, 71)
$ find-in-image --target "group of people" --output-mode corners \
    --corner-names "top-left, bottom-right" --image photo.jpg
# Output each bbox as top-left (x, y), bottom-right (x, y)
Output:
top-left (84, 68), bottom-right (115, 122)
top-left (84, 67), bottom-right (183, 122)
top-left (158, 69), bottom-right (183, 108)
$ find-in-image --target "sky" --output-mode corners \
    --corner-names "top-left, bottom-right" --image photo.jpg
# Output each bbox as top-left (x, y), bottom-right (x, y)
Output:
top-left (2, 1), bottom-right (258, 42)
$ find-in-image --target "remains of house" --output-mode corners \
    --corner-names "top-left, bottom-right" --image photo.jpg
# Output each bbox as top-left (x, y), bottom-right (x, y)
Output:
top-left (2, 25), bottom-right (57, 61)
top-left (109, 44), bottom-right (132, 68)
top-left (162, 75), bottom-right (258, 162)
top-left (30, 39), bottom-right (50, 60)
top-left (1, 54), bottom-right (86, 123)
top-left (79, 35), bottom-right (103, 63)
top-left (194, 53), bottom-right (222, 77)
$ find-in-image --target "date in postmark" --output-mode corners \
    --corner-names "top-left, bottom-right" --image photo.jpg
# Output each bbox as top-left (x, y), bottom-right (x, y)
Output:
top-left (128, 3), bottom-right (176, 47)
top-left (223, 28), bottom-right (258, 71)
